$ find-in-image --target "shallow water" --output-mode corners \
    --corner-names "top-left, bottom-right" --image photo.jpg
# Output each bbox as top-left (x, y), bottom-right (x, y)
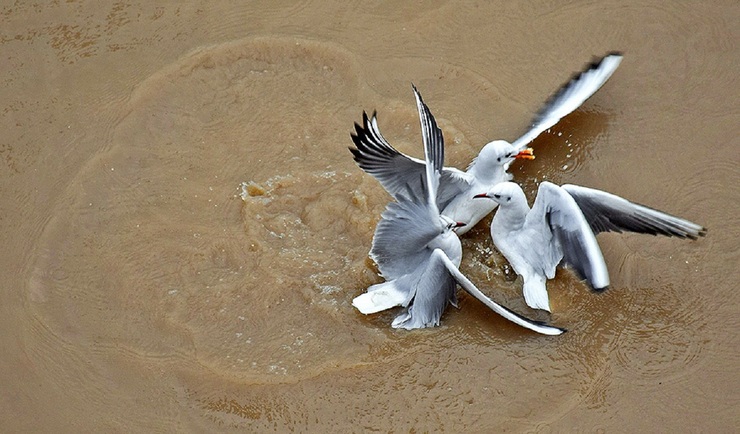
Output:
top-left (1, 1), bottom-right (738, 432)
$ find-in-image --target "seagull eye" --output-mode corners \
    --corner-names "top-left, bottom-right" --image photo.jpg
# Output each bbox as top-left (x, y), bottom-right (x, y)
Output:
top-left (496, 157), bottom-right (501, 162)
top-left (507, 197), bottom-right (511, 202)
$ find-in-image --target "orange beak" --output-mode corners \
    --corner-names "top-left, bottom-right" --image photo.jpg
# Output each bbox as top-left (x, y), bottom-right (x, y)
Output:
top-left (515, 148), bottom-right (535, 160)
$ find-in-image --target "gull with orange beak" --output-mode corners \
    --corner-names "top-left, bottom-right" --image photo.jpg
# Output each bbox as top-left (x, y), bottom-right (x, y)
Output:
top-left (350, 53), bottom-right (622, 234)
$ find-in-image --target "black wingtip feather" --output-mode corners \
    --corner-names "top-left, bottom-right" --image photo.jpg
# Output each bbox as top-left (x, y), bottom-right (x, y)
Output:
top-left (349, 111), bottom-right (402, 162)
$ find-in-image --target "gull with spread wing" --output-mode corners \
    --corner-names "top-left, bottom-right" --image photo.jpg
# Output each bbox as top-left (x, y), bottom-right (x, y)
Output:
top-left (350, 53), bottom-right (623, 234)
top-left (352, 86), bottom-right (565, 335)
top-left (474, 181), bottom-right (706, 312)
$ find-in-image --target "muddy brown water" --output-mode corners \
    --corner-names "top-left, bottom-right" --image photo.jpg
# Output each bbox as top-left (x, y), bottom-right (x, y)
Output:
top-left (1, 1), bottom-right (738, 432)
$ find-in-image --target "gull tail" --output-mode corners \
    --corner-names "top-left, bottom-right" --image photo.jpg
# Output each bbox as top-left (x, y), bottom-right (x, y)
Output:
top-left (522, 274), bottom-right (552, 312)
top-left (352, 280), bottom-right (407, 314)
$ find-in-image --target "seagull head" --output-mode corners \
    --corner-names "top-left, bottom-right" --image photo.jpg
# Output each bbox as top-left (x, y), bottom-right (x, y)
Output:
top-left (440, 215), bottom-right (466, 233)
top-left (476, 140), bottom-right (535, 172)
top-left (473, 181), bottom-right (526, 206)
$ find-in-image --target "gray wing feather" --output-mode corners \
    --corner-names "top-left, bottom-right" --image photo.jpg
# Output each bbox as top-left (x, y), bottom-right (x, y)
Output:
top-left (349, 111), bottom-right (425, 197)
top-left (370, 194), bottom-right (442, 280)
top-left (391, 252), bottom-right (458, 330)
top-left (561, 184), bottom-right (707, 239)
top-left (511, 53), bottom-right (623, 151)
top-left (413, 84), bottom-right (443, 210)
top-left (529, 182), bottom-right (610, 291)
top-left (349, 112), bottom-right (472, 209)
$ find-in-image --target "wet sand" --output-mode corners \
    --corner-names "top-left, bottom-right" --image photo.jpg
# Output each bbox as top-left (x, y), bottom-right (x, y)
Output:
top-left (1, 1), bottom-right (738, 432)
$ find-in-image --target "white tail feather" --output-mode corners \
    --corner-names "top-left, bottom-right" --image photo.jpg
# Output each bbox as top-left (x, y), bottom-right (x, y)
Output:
top-left (523, 274), bottom-right (551, 312)
top-left (352, 281), bottom-right (406, 314)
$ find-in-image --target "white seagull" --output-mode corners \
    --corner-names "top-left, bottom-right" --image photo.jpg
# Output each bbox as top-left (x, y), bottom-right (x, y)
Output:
top-left (474, 181), bottom-right (707, 312)
top-left (352, 86), bottom-right (565, 335)
top-left (350, 52), bottom-right (623, 234)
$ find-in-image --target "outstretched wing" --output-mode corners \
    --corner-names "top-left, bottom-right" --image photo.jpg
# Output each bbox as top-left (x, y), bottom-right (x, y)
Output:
top-left (561, 184), bottom-right (707, 239)
top-left (511, 53), bottom-right (623, 151)
top-left (433, 249), bottom-right (566, 335)
top-left (528, 182), bottom-right (610, 291)
top-left (349, 112), bottom-right (473, 209)
top-left (412, 84), bottom-right (444, 211)
top-left (349, 111), bottom-right (427, 196)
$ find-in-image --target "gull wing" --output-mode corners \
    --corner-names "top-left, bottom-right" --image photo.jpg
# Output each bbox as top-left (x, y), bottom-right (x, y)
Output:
top-left (349, 111), bottom-right (427, 197)
top-left (412, 84), bottom-right (475, 210)
top-left (511, 53), bottom-right (623, 151)
top-left (433, 249), bottom-right (566, 335)
top-left (389, 86), bottom-right (465, 330)
top-left (391, 253), bottom-right (458, 330)
top-left (561, 184), bottom-right (707, 239)
top-left (370, 85), bottom-right (451, 280)
top-left (370, 193), bottom-right (443, 281)
top-left (528, 182), bottom-right (610, 291)
top-left (412, 84), bottom-right (444, 211)
top-left (349, 113), bottom-right (472, 209)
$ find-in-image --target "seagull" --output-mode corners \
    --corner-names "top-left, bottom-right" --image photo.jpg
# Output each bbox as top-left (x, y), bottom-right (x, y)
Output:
top-left (352, 85), bottom-right (565, 335)
top-left (474, 181), bottom-right (707, 312)
top-left (350, 52), bottom-right (623, 234)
